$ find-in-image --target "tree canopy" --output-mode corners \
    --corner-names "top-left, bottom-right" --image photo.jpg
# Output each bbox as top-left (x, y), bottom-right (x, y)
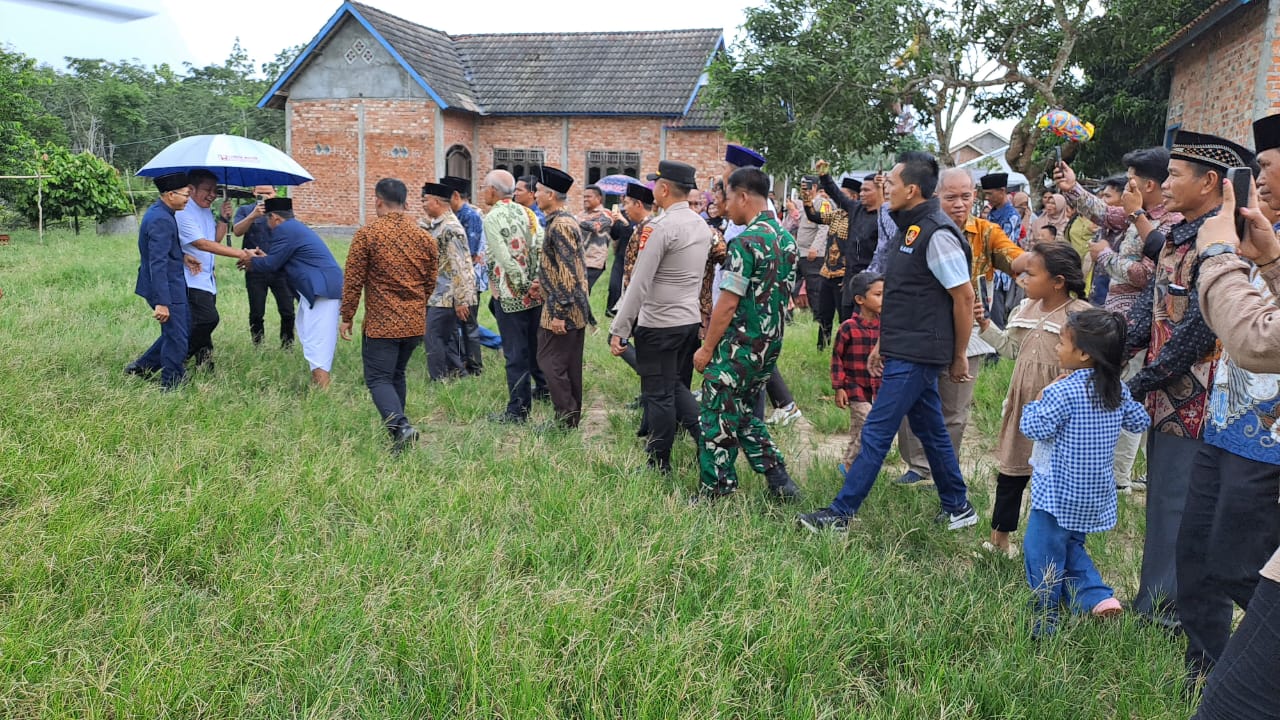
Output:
top-left (707, 0), bottom-right (1215, 179)
top-left (0, 41), bottom-right (297, 228)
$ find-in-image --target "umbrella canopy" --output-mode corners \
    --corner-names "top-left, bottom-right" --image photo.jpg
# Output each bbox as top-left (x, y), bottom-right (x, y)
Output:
top-left (594, 174), bottom-right (642, 196)
top-left (137, 134), bottom-right (313, 187)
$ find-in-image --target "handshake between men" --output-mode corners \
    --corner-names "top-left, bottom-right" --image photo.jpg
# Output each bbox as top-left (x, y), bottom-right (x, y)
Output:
top-left (181, 247), bottom-right (266, 276)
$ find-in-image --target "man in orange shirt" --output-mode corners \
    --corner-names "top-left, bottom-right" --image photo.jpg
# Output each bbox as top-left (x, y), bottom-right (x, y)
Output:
top-left (339, 178), bottom-right (439, 453)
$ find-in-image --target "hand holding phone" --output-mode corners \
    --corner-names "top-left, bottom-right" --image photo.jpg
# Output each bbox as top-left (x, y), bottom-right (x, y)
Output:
top-left (1227, 167), bottom-right (1253, 239)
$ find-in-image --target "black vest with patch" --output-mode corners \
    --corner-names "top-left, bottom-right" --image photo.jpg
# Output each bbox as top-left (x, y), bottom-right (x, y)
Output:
top-left (879, 197), bottom-right (972, 366)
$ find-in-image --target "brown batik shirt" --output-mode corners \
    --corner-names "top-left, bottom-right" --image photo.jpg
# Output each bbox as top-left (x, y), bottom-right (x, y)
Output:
top-left (539, 209), bottom-right (590, 331)
top-left (340, 211), bottom-right (438, 338)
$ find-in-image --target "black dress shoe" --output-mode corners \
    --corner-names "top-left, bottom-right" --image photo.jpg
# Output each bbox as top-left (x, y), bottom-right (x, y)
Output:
top-left (124, 362), bottom-right (156, 378)
top-left (391, 426), bottom-right (420, 455)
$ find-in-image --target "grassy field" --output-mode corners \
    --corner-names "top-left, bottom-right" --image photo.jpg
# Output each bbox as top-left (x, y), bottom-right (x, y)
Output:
top-left (0, 229), bottom-right (1187, 718)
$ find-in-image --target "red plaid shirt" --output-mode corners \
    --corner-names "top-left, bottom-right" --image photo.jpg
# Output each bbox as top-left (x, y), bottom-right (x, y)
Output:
top-left (831, 314), bottom-right (881, 403)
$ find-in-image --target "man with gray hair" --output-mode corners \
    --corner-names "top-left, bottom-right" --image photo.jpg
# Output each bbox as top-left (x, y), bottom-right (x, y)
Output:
top-left (482, 169), bottom-right (547, 423)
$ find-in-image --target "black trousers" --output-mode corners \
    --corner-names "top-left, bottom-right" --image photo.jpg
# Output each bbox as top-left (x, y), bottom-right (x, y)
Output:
top-left (459, 304), bottom-right (483, 374)
top-left (492, 301), bottom-right (543, 419)
top-left (186, 287), bottom-right (219, 365)
top-left (797, 257), bottom-right (824, 317)
top-left (246, 270), bottom-right (294, 344)
top-left (606, 253), bottom-right (626, 313)
top-left (814, 276), bottom-right (845, 348)
top-left (537, 326), bottom-right (585, 428)
top-left (1178, 445), bottom-right (1280, 677)
top-left (1191, 575), bottom-right (1280, 720)
top-left (990, 473), bottom-right (1031, 532)
top-left (362, 335), bottom-right (419, 437)
top-left (425, 307), bottom-right (466, 380)
top-left (635, 323), bottom-right (701, 467)
top-left (753, 368), bottom-right (795, 420)
top-left (586, 267), bottom-right (605, 326)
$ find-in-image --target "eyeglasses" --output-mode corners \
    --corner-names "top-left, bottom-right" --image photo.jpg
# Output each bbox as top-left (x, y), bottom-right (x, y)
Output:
top-left (168, 190), bottom-right (190, 198)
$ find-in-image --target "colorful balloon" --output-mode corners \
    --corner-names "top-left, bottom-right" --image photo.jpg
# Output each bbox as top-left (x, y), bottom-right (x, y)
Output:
top-left (1038, 109), bottom-right (1095, 143)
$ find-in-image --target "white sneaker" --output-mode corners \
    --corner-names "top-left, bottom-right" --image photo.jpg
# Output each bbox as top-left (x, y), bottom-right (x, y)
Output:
top-left (767, 403), bottom-right (802, 427)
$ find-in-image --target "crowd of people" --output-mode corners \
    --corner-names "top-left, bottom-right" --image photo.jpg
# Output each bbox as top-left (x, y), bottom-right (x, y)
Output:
top-left (128, 124), bottom-right (1280, 713)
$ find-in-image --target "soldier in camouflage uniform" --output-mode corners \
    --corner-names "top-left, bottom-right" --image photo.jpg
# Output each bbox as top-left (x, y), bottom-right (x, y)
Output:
top-left (693, 167), bottom-right (801, 499)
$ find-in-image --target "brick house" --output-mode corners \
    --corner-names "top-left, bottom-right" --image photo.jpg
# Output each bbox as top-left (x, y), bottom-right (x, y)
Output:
top-left (1141, 0), bottom-right (1280, 148)
top-left (258, 1), bottom-right (727, 227)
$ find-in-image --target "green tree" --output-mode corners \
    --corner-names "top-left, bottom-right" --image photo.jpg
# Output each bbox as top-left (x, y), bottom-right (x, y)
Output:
top-left (13, 144), bottom-right (132, 233)
top-left (1058, 0), bottom-right (1216, 177)
top-left (706, 0), bottom-right (902, 175)
top-left (707, 0), bottom-right (1095, 176)
top-left (0, 45), bottom-right (65, 216)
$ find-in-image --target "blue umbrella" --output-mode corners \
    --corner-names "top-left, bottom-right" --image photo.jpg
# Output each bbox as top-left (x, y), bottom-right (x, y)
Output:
top-left (594, 174), bottom-right (642, 196)
top-left (137, 134), bottom-right (313, 187)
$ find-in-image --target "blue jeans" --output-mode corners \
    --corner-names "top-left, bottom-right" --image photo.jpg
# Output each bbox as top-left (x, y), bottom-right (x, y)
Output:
top-left (830, 358), bottom-right (969, 515)
top-left (1024, 509), bottom-right (1114, 633)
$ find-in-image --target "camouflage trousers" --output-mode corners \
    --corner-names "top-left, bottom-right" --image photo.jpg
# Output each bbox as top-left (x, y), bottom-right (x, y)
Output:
top-left (697, 365), bottom-right (785, 492)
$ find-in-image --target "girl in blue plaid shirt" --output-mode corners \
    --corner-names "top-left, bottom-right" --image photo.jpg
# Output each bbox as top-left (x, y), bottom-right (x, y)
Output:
top-left (1019, 309), bottom-right (1149, 636)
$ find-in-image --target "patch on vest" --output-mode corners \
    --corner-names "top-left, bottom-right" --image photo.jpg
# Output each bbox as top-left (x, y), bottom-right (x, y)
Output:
top-left (637, 225), bottom-right (653, 252)
top-left (904, 225), bottom-right (921, 246)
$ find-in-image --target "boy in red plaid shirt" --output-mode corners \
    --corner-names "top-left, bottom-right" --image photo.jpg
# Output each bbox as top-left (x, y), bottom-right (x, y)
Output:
top-left (831, 272), bottom-right (884, 473)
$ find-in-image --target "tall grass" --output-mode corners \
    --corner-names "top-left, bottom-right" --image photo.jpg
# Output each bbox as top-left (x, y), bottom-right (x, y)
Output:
top-left (0, 230), bottom-right (1189, 718)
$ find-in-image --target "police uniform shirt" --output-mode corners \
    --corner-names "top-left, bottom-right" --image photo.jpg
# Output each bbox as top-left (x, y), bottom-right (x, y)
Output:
top-left (609, 200), bottom-right (711, 338)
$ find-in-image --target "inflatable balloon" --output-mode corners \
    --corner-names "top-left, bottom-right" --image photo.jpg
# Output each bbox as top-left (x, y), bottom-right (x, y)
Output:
top-left (1038, 109), bottom-right (1095, 143)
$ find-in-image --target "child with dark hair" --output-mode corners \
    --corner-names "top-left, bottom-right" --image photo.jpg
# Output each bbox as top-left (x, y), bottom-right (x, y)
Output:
top-left (977, 243), bottom-right (1093, 556)
top-left (1019, 308), bottom-right (1149, 635)
top-left (830, 272), bottom-right (884, 474)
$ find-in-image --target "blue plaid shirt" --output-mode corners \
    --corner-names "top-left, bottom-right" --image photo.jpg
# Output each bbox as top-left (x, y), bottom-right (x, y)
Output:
top-left (1021, 368), bottom-right (1150, 533)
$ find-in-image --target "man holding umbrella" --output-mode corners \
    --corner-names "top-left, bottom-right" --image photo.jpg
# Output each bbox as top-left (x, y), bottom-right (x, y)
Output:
top-left (245, 198), bottom-right (344, 388)
top-left (177, 169), bottom-right (261, 372)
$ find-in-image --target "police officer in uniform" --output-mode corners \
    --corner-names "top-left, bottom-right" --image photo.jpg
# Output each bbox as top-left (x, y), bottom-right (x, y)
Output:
top-left (692, 166), bottom-right (801, 500)
top-left (610, 161), bottom-right (710, 474)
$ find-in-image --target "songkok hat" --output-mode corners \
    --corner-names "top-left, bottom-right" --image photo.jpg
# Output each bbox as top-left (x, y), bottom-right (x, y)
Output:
top-left (264, 197), bottom-right (292, 213)
top-left (841, 177), bottom-right (862, 192)
top-left (438, 176), bottom-right (469, 196)
top-left (625, 183), bottom-right (654, 204)
top-left (645, 160), bottom-right (698, 189)
top-left (1170, 130), bottom-right (1255, 173)
top-left (724, 144), bottom-right (766, 168)
top-left (154, 172), bottom-right (190, 193)
top-left (539, 166), bottom-right (574, 194)
top-left (1254, 114), bottom-right (1280, 154)
top-left (422, 182), bottom-right (454, 200)
top-left (979, 173), bottom-right (1008, 191)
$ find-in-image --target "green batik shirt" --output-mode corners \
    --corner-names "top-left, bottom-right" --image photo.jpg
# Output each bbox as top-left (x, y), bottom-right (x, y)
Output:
top-left (708, 212), bottom-right (798, 382)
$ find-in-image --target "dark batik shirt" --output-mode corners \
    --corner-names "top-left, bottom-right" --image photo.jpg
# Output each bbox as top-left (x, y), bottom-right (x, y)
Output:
top-left (539, 209), bottom-right (591, 331)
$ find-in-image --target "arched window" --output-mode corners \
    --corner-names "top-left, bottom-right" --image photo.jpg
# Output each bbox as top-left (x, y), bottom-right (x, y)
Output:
top-left (445, 145), bottom-right (472, 181)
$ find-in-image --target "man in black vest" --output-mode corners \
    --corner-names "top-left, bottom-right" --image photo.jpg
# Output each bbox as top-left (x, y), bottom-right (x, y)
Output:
top-left (798, 151), bottom-right (979, 532)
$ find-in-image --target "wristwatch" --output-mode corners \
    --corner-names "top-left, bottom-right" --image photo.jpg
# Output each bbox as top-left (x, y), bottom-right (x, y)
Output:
top-left (1199, 243), bottom-right (1237, 260)
top-left (1127, 208), bottom-right (1148, 223)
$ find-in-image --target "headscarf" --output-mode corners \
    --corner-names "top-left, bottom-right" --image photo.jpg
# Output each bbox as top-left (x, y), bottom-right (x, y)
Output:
top-left (1031, 193), bottom-right (1072, 240)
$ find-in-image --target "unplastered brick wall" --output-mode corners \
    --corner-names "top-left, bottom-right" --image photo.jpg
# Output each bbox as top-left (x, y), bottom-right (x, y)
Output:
top-left (290, 103), bottom-right (728, 225)
top-left (666, 129), bottom-right (728, 197)
top-left (290, 98), bottom-right (438, 226)
top-left (1165, 0), bottom-right (1270, 146)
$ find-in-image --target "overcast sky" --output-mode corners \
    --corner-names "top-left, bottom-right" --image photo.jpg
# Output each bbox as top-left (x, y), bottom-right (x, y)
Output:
top-left (2, 0), bottom-right (1009, 144)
